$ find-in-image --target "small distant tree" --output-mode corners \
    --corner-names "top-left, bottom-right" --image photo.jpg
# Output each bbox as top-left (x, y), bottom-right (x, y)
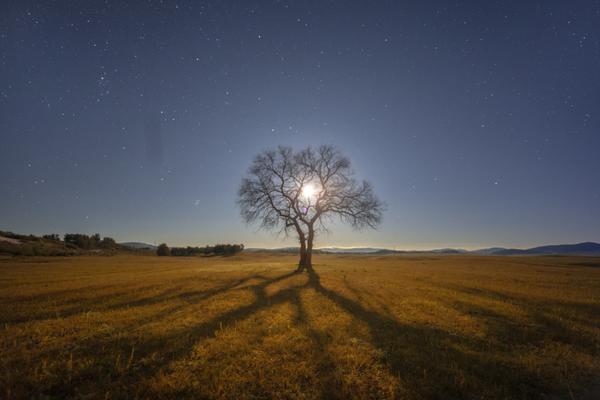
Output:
top-left (89, 233), bottom-right (102, 249)
top-left (64, 233), bottom-right (91, 249)
top-left (156, 243), bottom-right (170, 256)
top-left (42, 234), bottom-right (61, 241)
top-left (203, 245), bottom-right (214, 255)
top-left (100, 237), bottom-right (116, 248)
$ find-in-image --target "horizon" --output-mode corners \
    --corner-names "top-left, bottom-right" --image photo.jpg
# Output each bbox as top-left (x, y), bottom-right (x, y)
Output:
top-left (2, 1), bottom-right (599, 249)
top-left (2, 227), bottom-right (597, 252)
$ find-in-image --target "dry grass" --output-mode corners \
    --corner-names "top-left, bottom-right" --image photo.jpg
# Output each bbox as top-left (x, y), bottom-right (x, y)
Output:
top-left (1, 253), bottom-right (599, 399)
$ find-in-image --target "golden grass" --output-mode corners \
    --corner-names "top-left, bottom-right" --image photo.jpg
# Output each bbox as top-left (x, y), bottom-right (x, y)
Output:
top-left (1, 253), bottom-right (599, 399)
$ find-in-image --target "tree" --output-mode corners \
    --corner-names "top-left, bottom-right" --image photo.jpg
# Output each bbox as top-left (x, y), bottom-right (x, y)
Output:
top-left (100, 237), bottom-right (116, 248)
top-left (64, 233), bottom-right (91, 249)
top-left (42, 234), bottom-right (61, 241)
top-left (91, 233), bottom-right (101, 247)
top-left (156, 243), bottom-right (170, 256)
top-left (238, 145), bottom-right (384, 271)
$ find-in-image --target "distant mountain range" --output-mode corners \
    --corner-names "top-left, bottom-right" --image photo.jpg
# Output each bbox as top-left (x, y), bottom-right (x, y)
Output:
top-left (247, 242), bottom-right (600, 256)
top-left (67, 240), bottom-right (600, 256)
top-left (119, 242), bottom-right (157, 250)
top-left (480, 242), bottom-right (600, 256)
top-left (315, 247), bottom-right (389, 254)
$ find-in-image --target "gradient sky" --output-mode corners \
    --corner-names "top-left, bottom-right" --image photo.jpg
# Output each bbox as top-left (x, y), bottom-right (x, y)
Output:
top-left (1, 1), bottom-right (599, 249)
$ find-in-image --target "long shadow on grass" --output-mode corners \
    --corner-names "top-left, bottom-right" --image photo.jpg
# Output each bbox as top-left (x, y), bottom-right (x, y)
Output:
top-left (39, 270), bottom-right (300, 397)
top-left (144, 270), bottom-right (553, 398)
top-left (437, 283), bottom-right (600, 353)
top-left (2, 274), bottom-right (267, 325)
top-left (290, 289), bottom-right (340, 398)
top-left (304, 269), bottom-right (559, 399)
top-left (37, 268), bottom-right (596, 399)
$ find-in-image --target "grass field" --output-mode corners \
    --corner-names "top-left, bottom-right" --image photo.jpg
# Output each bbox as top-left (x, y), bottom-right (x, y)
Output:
top-left (1, 253), bottom-right (599, 399)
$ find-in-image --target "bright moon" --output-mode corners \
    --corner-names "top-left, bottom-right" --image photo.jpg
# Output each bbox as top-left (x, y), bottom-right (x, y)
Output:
top-left (302, 184), bottom-right (317, 200)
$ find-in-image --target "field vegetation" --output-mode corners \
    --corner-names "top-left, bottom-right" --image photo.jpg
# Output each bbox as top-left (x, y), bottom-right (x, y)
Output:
top-left (1, 253), bottom-right (599, 399)
top-left (0, 232), bottom-right (121, 257)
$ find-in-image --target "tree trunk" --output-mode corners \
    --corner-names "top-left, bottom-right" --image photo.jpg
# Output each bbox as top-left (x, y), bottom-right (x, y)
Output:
top-left (296, 227), bottom-right (314, 273)
top-left (304, 227), bottom-right (314, 272)
top-left (305, 247), bottom-right (312, 271)
top-left (297, 236), bottom-right (308, 272)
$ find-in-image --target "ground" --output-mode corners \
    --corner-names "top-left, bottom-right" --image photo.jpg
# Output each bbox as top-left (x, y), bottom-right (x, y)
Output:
top-left (1, 253), bottom-right (599, 399)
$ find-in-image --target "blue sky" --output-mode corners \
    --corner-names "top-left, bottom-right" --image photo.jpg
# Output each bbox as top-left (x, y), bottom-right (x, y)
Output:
top-left (1, 1), bottom-right (599, 249)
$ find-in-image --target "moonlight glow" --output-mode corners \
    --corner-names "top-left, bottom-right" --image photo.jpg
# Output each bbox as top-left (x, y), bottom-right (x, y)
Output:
top-left (301, 184), bottom-right (318, 201)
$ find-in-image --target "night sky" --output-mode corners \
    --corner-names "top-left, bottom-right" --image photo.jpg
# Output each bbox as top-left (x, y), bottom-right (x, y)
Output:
top-left (1, 1), bottom-right (599, 249)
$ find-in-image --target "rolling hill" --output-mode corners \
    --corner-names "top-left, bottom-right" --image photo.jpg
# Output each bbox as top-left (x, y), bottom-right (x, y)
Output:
top-left (250, 242), bottom-right (600, 256)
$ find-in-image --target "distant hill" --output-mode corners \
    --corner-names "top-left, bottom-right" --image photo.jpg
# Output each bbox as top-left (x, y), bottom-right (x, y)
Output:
top-left (429, 248), bottom-right (468, 254)
top-left (488, 242), bottom-right (600, 256)
top-left (471, 247), bottom-right (508, 255)
top-left (0, 235), bottom-right (21, 245)
top-left (249, 242), bottom-right (600, 256)
top-left (245, 247), bottom-right (304, 254)
top-left (319, 247), bottom-right (386, 254)
top-left (120, 242), bottom-right (157, 250)
top-left (248, 247), bottom-right (399, 254)
top-left (320, 247), bottom-right (467, 254)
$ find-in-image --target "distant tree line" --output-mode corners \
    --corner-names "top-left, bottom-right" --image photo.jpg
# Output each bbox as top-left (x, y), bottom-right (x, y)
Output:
top-left (42, 234), bottom-right (61, 241)
top-left (0, 231), bottom-right (119, 256)
top-left (156, 243), bottom-right (244, 257)
top-left (0, 230), bottom-right (246, 258)
top-left (63, 233), bottom-right (117, 250)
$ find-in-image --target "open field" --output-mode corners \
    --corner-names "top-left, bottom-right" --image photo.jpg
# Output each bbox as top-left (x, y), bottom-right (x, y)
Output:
top-left (1, 254), bottom-right (599, 399)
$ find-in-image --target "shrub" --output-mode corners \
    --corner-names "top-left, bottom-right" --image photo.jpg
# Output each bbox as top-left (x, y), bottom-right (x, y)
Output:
top-left (42, 234), bottom-right (61, 241)
top-left (157, 243), bottom-right (170, 256)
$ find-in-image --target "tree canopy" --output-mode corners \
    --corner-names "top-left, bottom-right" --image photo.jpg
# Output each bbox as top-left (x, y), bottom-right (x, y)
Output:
top-left (238, 145), bottom-right (384, 270)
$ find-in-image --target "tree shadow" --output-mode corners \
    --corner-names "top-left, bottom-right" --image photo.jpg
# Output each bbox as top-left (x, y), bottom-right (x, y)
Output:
top-left (567, 261), bottom-right (600, 269)
top-left (435, 283), bottom-right (600, 351)
top-left (290, 289), bottom-right (340, 398)
top-left (38, 270), bottom-right (301, 397)
top-left (304, 269), bottom-right (600, 399)
top-left (25, 267), bottom-right (600, 399)
top-left (1, 275), bottom-right (263, 325)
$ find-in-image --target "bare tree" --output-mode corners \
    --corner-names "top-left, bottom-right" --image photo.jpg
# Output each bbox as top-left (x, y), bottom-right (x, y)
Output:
top-left (238, 145), bottom-right (384, 271)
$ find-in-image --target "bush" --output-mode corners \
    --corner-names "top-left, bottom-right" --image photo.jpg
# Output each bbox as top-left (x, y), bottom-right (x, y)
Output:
top-left (100, 237), bottom-right (116, 248)
top-left (42, 234), bottom-right (61, 241)
top-left (170, 246), bottom-right (204, 256)
top-left (213, 244), bottom-right (244, 256)
top-left (168, 244), bottom-right (244, 256)
top-left (0, 240), bottom-right (77, 256)
top-left (156, 243), bottom-right (170, 256)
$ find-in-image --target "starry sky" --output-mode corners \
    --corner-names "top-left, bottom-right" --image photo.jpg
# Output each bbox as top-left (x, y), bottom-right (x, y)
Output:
top-left (1, 1), bottom-right (599, 249)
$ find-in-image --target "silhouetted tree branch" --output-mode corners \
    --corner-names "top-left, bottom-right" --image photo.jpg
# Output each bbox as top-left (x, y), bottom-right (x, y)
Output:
top-left (238, 145), bottom-right (385, 271)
